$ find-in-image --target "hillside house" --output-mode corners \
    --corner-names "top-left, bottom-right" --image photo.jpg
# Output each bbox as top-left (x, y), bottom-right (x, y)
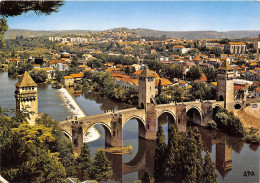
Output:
top-left (62, 76), bottom-right (74, 87)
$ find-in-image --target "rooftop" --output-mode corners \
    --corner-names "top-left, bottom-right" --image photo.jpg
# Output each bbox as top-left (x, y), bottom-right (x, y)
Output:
top-left (15, 72), bottom-right (37, 87)
top-left (218, 60), bottom-right (233, 71)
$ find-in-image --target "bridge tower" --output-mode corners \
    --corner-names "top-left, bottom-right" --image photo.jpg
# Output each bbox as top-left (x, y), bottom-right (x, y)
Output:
top-left (138, 67), bottom-right (156, 109)
top-left (15, 71), bottom-right (38, 124)
top-left (216, 60), bottom-right (234, 111)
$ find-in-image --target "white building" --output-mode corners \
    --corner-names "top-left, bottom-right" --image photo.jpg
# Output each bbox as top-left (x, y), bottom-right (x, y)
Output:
top-left (173, 45), bottom-right (191, 54)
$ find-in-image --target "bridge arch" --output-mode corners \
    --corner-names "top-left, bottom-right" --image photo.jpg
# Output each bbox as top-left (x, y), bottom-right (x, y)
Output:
top-left (186, 106), bottom-right (202, 126)
top-left (157, 110), bottom-right (177, 144)
top-left (213, 104), bottom-right (224, 119)
top-left (123, 115), bottom-right (146, 139)
top-left (83, 122), bottom-right (112, 135)
top-left (213, 103), bottom-right (224, 109)
top-left (62, 130), bottom-right (72, 140)
top-left (157, 110), bottom-right (176, 122)
top-left (83, 122), bottom-right (113, 147)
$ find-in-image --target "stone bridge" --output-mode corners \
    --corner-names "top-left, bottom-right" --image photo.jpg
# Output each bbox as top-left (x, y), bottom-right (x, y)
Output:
top-left (59, 100), bottom-right (224, 154)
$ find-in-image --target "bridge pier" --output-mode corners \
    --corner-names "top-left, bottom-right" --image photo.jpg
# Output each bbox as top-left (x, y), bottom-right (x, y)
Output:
top-left (144, 103), bottom-right (157, 141)
top-left (201, 101), bottom-right (213, 126)
top-left (72, 121), bottom-right (83, 155)
top-left (176, 104), bottom-right (187, 132)
top-left (109, 116), bottom-right (123, 147)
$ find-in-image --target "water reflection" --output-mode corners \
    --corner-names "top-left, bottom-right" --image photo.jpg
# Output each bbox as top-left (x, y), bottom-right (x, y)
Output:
top-left (157, 112), bottom-right (176, 144)
top-left (107, 138), bottom-right (156, 183)
top-left (106, 127), bottom-right (259, 183)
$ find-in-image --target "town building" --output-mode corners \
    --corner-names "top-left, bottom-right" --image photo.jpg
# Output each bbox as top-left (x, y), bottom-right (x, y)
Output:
top-left (61, 76), bottom-right (74, 87)
top-left (172, 45), bottom-right (191, 54)
top-left (224, 42), bottom-right (247, 54)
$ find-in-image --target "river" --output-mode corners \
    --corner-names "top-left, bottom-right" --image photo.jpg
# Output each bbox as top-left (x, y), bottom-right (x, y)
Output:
top-left (0, 72), bottom-right (259, 183)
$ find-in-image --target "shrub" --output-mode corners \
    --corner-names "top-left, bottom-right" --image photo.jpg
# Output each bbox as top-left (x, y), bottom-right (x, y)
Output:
top-left (206, 120), bottom-right (217, 129)
top-left (243, 128), bottom-right (260, 145)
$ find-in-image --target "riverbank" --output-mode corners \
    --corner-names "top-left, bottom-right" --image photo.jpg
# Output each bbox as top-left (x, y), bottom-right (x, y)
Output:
top-left (236, 103), bottom-right (260, 131)
top-left (59, 88), bottom-right (101, 142)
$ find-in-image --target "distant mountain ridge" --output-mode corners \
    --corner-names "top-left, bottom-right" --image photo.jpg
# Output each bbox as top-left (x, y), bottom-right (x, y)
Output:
top-left (4, 28), bottom-right (260, 40)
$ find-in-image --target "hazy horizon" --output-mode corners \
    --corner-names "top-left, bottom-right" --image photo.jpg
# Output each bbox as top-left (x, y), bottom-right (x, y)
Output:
top-left (6, 1), bottom-right (260, 32)
top-left (7, 27), bottom-right (260, 32)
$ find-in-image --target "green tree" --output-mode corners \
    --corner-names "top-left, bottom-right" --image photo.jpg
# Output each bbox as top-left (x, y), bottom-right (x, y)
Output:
top-left (214, 108), bottom-right (245, 137)
top-left (8, 63), bottom-right (17, 75)
top-left (0, 106), bottom-right (9, 117)
top-left (90, 151), bottom-right (112, 182)
top-left (0, 18), bottom-right (8, 48)
top-left (167, 64), bottom-right (184, 79)
top-left (164, 124), bottom-right (180, 180)
top-left (141, 172), bottom-right (151, 183)
top-left (203, 67), bottom-right (217, 82)
top-left (36, 113), bottom-right (76, 176)
top-left (202, 151), bottom-right (218, 183)
top-left (71, 57), bottom-right (78, 68)
top-left (55, 70), bottom-right (64, 82)
top-left (0, 124), bottom-right (66, 182)
top-left (190, 83), bottom-right (216, 100)
top-left (154, 125), bottom-right (166, 182)
top-left (181, 128), bottom-right (204, 182)
top-left (157, 79), bottom-right (162, 96)
top-left (30, 69), bottom-right (48, 83)
top-left (76, 143), bottom-right (93, 175)
top-left (186, 66), bottom-right (202, 81)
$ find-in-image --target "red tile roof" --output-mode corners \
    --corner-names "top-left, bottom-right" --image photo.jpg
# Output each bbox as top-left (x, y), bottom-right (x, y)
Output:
top-left (234, 86), bottom-right (245, 90)
top-left (70, 73), bottom-right (84, 78)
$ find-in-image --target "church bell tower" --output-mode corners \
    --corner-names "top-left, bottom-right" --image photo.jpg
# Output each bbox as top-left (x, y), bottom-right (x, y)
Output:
top-left (15, 72), bottom-right (38, 124)
top-left (216, 60), bottom-right (234, 111)
top-left (138, 67), bottom-right (155, 109)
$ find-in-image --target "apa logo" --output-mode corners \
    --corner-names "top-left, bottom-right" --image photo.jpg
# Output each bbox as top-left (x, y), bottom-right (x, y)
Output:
top-left (243, 171), bottom-right (255, 177)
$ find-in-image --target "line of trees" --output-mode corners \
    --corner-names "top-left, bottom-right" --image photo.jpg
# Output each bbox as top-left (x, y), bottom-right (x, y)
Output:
top-left (154, 124), bottom-right (218, 183)
top-left (83, 71), bottom-right (138, 105)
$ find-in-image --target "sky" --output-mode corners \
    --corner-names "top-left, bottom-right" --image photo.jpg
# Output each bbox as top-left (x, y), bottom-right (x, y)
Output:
top-left (6, 1), bottom-right (260, 32)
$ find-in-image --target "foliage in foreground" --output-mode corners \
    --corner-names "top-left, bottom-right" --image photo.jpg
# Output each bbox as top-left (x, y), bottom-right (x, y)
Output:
top-left (76, 143), bottom-right (113, 182)
top-left (0, 111), bottom-right (75, 182)
top-left (154, 125), bottom-right (217, 183)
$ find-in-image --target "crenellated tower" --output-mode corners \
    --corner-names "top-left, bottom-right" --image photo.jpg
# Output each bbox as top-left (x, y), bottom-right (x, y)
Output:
top-left (216, 60), bottom-right (234, 111)
top-left (15, 72), bottom-right (38, 124)
top-left (138, 67), bottom-right (155, 109)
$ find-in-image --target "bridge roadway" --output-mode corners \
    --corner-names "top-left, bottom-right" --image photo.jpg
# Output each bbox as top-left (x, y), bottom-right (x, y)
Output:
top-left (59, 100), bottom-right (224, 154)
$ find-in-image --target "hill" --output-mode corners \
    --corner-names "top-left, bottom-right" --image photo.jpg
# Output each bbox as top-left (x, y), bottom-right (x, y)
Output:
top-left (111, 28), bottom-right (260, 39)
top-left (4, 28), bottom-right (260, 40)
top-left (4, 29), bottom-right (98, 39)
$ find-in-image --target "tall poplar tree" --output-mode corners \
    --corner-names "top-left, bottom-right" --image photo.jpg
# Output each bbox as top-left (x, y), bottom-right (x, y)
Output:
top-left (202, 151), bottom-right (218, 183)
top-left (90, 151), bottom-right (112, 182)
top-left (76, 143), bottom-right (92, 175)
top-left (154, 125), bottom-right (166, 182)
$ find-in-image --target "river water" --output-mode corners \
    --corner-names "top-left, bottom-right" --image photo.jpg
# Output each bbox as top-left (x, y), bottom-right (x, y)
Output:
top-left (0, 72), bottom-right (259, 183)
